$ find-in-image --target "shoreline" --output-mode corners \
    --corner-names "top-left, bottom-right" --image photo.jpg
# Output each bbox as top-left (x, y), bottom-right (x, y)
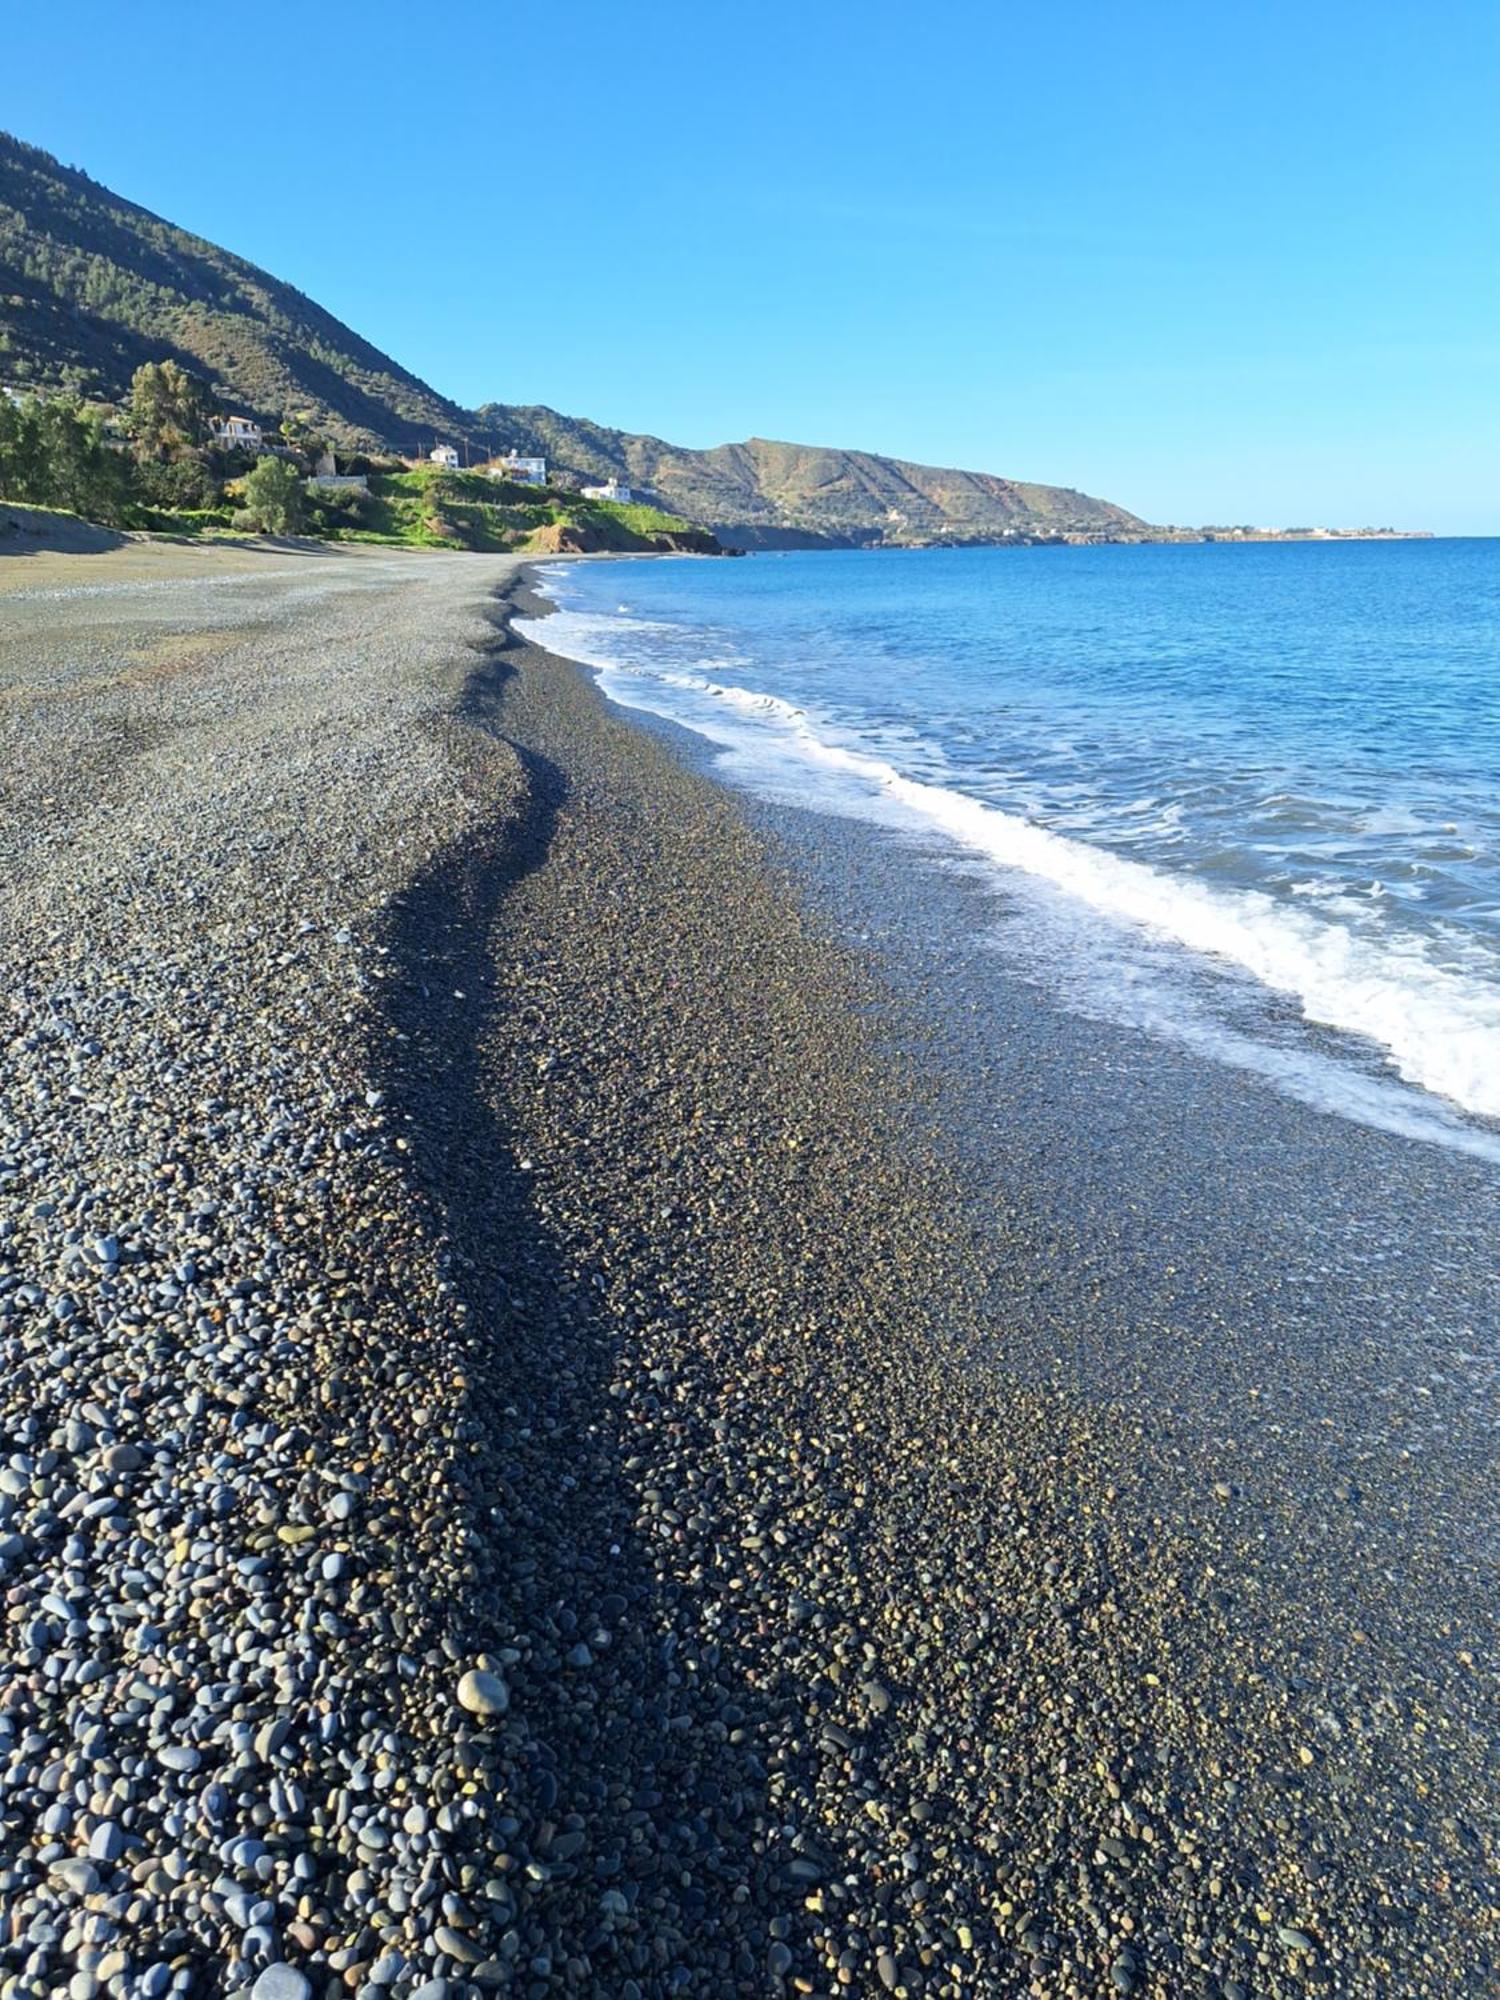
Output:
top-left (0, 543), bottom-right (1491, 1998)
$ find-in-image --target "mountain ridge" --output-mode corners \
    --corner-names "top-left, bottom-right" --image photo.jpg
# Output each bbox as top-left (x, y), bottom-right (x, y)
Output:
top-left (0, 130), bottom-right (1150, 547)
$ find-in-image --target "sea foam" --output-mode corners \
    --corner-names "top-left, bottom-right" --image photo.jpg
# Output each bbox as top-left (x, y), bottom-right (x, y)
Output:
top-left (520, 595), bottom-right (1500, 1145)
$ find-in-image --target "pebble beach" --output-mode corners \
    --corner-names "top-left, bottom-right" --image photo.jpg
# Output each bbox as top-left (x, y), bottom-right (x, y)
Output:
top-left (0, 541), bottom-right (1492, 2000)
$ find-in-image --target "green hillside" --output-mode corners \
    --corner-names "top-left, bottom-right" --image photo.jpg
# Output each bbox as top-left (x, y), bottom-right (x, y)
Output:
top-left (0, 129), bottom-right (1151, 547)
top-left (0, 132), bottom-right (479, 455)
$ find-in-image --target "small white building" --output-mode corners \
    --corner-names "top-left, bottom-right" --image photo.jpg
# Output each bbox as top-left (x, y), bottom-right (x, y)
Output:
top-left (430, 444), bottom-right (461, 468)
top-left (582, 478), bottom-right (633, 504)
top-left (486, 454), bottom-right (546, 485)
top-left (214, 415), bottom-right (263, 452)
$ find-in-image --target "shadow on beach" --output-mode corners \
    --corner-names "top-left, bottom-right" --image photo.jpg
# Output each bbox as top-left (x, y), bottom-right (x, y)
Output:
top-left (0, 505), bottom-right (130, 557)
top-left (368, 612), bottom-right (786, 1990)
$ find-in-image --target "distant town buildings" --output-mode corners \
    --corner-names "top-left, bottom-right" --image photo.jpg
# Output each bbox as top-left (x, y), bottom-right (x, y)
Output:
top-left (582, 477), bottom-right (633, 504)
top-left (430, 444), bottom-right (460, 468)
top-left (213, 415), bottom-right (263, 452)
top-left (485, 454), bottom-right (547, 485)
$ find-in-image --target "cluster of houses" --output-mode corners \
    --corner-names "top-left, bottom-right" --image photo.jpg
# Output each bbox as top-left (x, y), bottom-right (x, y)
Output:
top-left (190, 420), bottom-right (642, 505)
top-left (427, 442), bottom-right (633, 504)
top-left (4, 383), bottom-right (643, 509)
top-left (429, 444), bottom-right (550, 486)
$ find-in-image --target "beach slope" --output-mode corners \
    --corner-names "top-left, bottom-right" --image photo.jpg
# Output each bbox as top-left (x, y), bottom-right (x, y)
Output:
top-left (0, 543), bottom-right (1489, 1999)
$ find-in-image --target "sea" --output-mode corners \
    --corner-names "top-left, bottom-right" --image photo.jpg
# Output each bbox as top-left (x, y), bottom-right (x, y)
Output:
top-left (522, 539), bottom-right (1500, 1168)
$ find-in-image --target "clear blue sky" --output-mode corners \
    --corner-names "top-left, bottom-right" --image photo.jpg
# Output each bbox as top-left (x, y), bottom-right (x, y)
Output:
top-left (8, 2), bottom-right (1498, 530)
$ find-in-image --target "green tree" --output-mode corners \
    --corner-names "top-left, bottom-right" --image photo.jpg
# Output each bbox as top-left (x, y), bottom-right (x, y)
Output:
top-left (0, 394), bottom-right (133, 523)
top-left (128, 359), bottom-right (212, 460)
top-left (135, 452), bottom-right (222, 511)
top-left (240, 454), bottom-right (304, 534)
top-left (277, 409), bottom-right (316, 453)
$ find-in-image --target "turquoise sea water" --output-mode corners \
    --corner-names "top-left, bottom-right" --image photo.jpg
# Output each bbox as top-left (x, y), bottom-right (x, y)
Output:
top-left (523, 540), bottom-right (1500, 1159)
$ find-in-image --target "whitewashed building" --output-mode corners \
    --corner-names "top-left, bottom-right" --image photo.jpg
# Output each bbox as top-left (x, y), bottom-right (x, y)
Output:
top-left (582, 478), bottom-right (633, 504)
top-left (214, 415), bottom-right (263, 452)
top-left (486, 454), bottom-right (546, 485)
top-left (429, 444), bottom-right (460, 468)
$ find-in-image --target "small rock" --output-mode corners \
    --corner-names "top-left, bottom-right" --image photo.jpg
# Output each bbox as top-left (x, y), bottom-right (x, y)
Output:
top-left (1278, 1926), bottom-right (1319, 1955)
top-left (251, 1971), bottom-right (312, 2000)
top-left (456, 1668), bottom-right (509, 1719)
top-left (51, 1857), bottom-right (100, 1895)
top-left (434, 1926), bottom-right (483, 1966)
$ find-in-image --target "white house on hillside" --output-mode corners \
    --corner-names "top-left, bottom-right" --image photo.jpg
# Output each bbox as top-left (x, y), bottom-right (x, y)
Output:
top-left (214, 415), bottom-right (263, 452)
top-left (430, 444), bottom-right (460, 468)
top-left (484, 454), bottom-right (546, 485)
top-left (582, 477), bottom-right (633, 504)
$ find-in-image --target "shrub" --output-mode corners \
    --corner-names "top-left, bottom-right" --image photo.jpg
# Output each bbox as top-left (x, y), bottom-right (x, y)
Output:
top-left (308, 484), bottom-right (374, 534)
top-left (135, 452), bottom-right (222, 511)
top-left (240, 455), bottom-right (304, 534)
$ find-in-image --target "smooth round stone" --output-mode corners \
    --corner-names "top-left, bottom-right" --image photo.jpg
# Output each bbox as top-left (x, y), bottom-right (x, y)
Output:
top-left (51, 1857), bottom-right (100, 1896)
top-left (251, 1968), bottom-right (312, 2000)
top-left (433, 1926), bottom-right (483, 1965)
top-left (455, 1668), bottom-right (508, 1719)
